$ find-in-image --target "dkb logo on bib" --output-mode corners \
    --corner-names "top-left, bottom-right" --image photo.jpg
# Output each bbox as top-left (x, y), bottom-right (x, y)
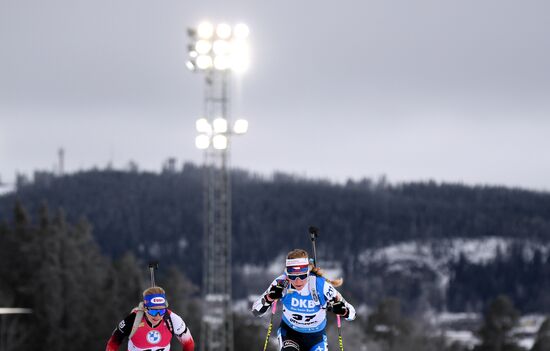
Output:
top-left (291, 297), bottom-right (316, 309)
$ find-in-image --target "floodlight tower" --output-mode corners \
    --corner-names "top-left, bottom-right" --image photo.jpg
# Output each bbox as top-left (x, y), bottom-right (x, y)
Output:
top-left (187, 21), bottom-right (250, 351)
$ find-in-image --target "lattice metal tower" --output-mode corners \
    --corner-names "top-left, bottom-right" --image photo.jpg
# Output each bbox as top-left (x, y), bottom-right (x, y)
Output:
top-left (201, 69), bottom-right (233, 351)
top-left (187, 21), bottom-right (250, 351)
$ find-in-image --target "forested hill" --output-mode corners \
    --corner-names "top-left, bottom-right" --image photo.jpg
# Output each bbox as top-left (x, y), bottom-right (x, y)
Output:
top-left (1, 164), bottom-right (550, 285)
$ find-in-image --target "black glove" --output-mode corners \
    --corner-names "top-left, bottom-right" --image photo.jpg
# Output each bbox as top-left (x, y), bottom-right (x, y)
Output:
top-left (331, 300), bottom-right (349, 318)
top-left (266, 284), bottom-right (284, 301)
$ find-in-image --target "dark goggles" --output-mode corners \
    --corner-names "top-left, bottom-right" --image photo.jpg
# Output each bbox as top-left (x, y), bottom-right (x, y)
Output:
top-left (288, 273), bottom-right (308, 281)
top-left (147, 308), bottom-right (167, 317)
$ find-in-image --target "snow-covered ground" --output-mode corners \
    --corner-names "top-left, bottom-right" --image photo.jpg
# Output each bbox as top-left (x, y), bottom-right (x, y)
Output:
top-left (433, 312), bottom-right (546, 349)
top-left (514, 314), bottom-right (547, 350)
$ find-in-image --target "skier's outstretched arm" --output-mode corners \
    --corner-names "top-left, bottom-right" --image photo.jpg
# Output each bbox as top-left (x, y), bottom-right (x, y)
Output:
top-left (106, 312), bottom-right (135, 351)
top-left (170, 312), bottom-right (195, 351)
top-left (324, 282), bottom-right (356, 321)
top-left (106, 335), bottom-right (122, 351)
top-left (251, 275), bottom-right (285, 317)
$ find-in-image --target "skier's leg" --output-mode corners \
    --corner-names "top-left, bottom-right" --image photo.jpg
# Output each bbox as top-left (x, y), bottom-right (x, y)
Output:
top-left (307, 333), bottom-right (327, 351)
top-left (278, 326), bottom-right (300, 350)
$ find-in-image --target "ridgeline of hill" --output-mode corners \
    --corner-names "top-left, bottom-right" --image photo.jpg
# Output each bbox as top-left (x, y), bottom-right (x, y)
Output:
top-left (2, 164), bottom-right (550, 311)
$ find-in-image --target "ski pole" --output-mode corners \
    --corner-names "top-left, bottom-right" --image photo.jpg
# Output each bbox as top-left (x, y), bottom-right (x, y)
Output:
top-left (337, 315), bottom-right (344, 351)
top-left (308, 225), bottom-right (345, 351)
top-left (148, 261), bottom-right (159, 286)
top-left (262, 301), bottom-right (278, 351)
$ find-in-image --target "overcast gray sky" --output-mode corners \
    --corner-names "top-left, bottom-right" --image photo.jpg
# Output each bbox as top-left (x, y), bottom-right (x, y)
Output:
top-left (1, 0), bottom-right (549, 191)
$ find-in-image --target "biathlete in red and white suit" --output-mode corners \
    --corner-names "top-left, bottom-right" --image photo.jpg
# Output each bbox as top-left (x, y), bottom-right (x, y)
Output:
top-left (106, 286), bottom-right (194, 351)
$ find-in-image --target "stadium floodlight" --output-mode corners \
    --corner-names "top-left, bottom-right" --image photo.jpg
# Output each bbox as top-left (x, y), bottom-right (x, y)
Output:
top-left (187, 22), bottom-right (250, 73)
top-left (213, 39), bottom-right (231, 55)
top-left (196, 118), bottom-right (212, 134)
top-left (194, 116), bottom-right (247, 151)
top-left (196, 55), bottom-right (213, 69)
top-left (196, 40), bottom-right (212, 55)
top-left (197, 21), bottom-right (214, 39)
top-left (212, 134), bottom-right (228, 149)
top-left (214, 55), bottom-right (231, 70)
top-left (213, 117), bottom-right (228, 133)
top-left (233, 119), bottom-right (249, 134)
top-left (216, 23), bottom-right (232, 39)
top-left (195, 134), bottom-right (211, 149)
top-left (233, 23), bottom-right (250, 39)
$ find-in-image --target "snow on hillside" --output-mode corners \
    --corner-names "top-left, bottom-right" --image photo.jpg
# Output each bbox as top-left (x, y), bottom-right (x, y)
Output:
top-left (0, 184), bottom-right (15, 196)
top-left (359, 237), bottom-right (550, 266)
top-left (358, 237), bottom-right (550, 292)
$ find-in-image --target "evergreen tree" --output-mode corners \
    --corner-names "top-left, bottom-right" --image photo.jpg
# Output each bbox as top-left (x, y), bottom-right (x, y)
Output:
top-left (475, 295), bottom-right (523, 351)
top-left (531, 317), bottom-right (550, 351)
top-left (110, 252), bottom-right (145, 311)
top-left (162, 266), bottom-right (201, 349)
top-left (366, 297), bottom-right (413, 349)
top-left (0, 202), bottom-right (133, 350)
top-left (26, 206), bottom-right (65, 350)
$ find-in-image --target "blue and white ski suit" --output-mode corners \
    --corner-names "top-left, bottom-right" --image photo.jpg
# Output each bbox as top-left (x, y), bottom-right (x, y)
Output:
top-left (252, 274), bottom-right (356, 351)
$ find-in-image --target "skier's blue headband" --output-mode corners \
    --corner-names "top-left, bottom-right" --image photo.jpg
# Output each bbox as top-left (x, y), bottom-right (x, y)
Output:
top-left (144, 293), bottom-right (168, 308)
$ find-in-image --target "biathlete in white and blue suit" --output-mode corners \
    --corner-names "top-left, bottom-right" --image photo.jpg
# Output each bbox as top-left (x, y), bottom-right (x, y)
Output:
top-left (252, 249), bottom-right (356, 351)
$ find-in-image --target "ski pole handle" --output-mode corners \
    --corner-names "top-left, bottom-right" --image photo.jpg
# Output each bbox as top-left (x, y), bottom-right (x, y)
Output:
top-left (308, 226), bottom-right (319, 241)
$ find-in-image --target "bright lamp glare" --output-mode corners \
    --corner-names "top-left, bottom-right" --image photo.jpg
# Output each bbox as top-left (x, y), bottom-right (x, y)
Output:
top-left (212, 135), bottom-right (228, 149)
top-left (232, 40), bottom-right (248, 56)
top-left (231, 54), bottom-right (249, 73)
top-left (189, 50), bottom-right (198, 58)
top-left (214, 55), bottom-right (231, 70)
top-left (233, 23), bottom-right (250, 39)
top-left (195, 40), bottom-right (212, 55)
top-left (197, 22), bottom-right (214, 39)
top-left (230, 40), bottom-right (249, 72)
top-left (196, 55), bottom-right (213, 69)
top-left (233, 119), bottom-right (248, 134)
top-left (216, 23), bottom-right (232, 39)
top-left (196, 118), bottom-right (212, 133)
top-left (195, 134), bottom-right (210, 149)
top-left (213, 40), bottom-right (231, 55)
top-left (231, 60), bottom-right (249, 73)
top-left (213, 117), bottom-right (228, 133)
top-left (186, 61), bottom-right (195, 71)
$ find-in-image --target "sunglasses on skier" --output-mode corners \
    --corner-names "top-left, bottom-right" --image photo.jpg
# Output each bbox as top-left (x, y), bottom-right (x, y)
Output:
top-left (147, 308), bottom-right (167, 317)
top-left (287, 273), bottom-right (308, 281)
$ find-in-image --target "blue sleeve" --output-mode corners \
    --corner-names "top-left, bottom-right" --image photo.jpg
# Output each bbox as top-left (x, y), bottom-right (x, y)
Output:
top-left (316, 276), bottom-right (327, 306)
